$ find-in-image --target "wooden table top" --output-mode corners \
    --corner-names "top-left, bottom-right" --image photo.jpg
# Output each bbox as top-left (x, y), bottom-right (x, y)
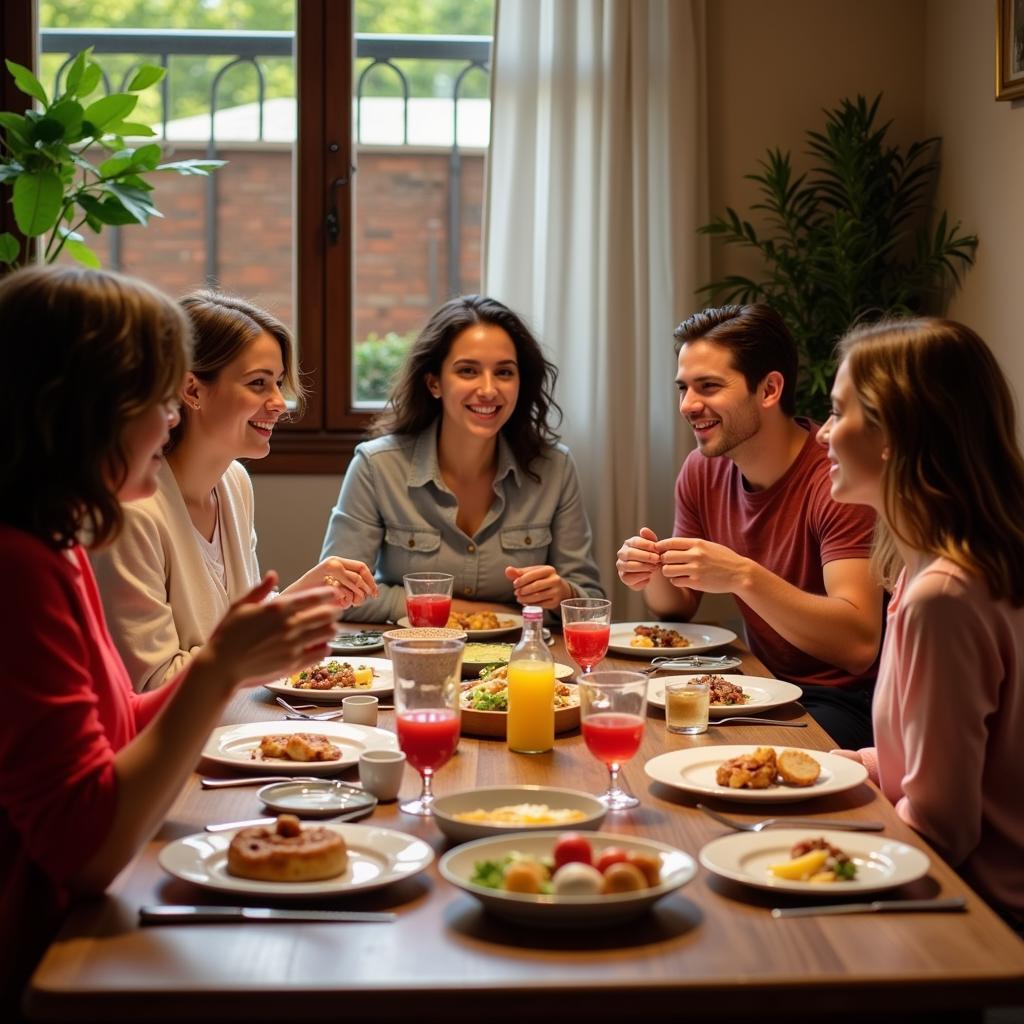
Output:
top-left (25, 631), bottom-right (1024, 1022)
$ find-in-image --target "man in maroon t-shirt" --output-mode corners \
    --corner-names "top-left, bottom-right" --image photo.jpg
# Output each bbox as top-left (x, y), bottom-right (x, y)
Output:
top-left (616, 304), bottom-right (883, 749)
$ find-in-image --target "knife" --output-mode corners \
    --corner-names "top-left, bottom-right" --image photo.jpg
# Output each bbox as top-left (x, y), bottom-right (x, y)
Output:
top-left (771, 896), bottom-right (967, 919)
top-left (140, 905), bottom-right (396, 925)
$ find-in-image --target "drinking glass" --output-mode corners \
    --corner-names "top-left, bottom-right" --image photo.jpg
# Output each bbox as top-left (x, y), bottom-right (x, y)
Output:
top-left (560, 597), bottom-right (612, 674)
top-left (578, 670), bottom-right (648, 810)
top-left (403, 572), bottom-right (455, 627)
top-left (389, 637), bottom-right (464, 815)
top-left (665, 677), bottom-right (710, 735)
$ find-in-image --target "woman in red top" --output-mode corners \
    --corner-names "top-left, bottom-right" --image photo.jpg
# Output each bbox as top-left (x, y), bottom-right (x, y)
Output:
top-left (0, 266), bottom-right (342, 1007)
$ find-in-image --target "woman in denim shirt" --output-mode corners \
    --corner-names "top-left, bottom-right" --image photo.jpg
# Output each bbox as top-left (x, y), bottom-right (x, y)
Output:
top-left (321, 295), bottom-right (605, 622)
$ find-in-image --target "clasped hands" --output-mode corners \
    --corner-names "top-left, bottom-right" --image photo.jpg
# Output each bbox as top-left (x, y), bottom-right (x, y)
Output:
top-left (616, 526), bottom-right (752, 594)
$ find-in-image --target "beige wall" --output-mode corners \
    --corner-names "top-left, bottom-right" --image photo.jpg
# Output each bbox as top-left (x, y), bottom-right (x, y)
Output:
top-left (924, 0), bottom-right (1024, 398)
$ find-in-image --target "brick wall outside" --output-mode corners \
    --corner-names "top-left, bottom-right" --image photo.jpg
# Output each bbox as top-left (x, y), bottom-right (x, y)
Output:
top-left (79, 146), bottom-right (485, 344)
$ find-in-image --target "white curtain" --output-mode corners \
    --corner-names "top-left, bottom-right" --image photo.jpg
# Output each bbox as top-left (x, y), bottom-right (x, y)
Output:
top-left (484, 0), bottom-right (707, 616)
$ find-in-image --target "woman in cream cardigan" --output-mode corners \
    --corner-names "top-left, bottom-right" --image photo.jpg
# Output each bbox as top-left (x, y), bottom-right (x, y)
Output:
top-left (93, 292), bottom-right (376, 691)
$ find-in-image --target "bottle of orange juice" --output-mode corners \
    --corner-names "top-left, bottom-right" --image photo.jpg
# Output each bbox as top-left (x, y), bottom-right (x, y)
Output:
top-left (507, 605), bottom-right (555, 753)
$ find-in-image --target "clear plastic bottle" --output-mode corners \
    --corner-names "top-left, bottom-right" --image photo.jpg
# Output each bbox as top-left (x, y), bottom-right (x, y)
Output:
top-left (506, 605), bottom-right (555, 753)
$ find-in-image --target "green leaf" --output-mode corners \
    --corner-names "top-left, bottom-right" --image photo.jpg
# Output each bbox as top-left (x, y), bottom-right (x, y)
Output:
top-left (65, 50), bottom-right (91, 96)
top-left (5, 59), bottom-right (49, 108)
top-left (13, 170), bottom-right (63, 235)
top-left (0, 162), bottom-right (24, 183)
top-left (110, 121), bottom-right (157, 138)
top-left (78, 193), bottom-right (140, 226)
top-left (63, 236), bottom-right (101, 268)
top-left (47, 99), bottom-right (85, 139)
top-left (82, 94), bottom-right (138, 133)
top-left (127, 65), bottom-right (166, 92)
top-left (77, 63), bottom-right (103, 98)
top-left (156, 158), bottom-right (226, 176)
top-left (101, 182), bottom-right (159, 224)
top-left (30, 116), bottom-right (66, 144)
top-left (0, 232), bottom-right (20, 264)
top-left (0, 111), bottom-right (31, 149)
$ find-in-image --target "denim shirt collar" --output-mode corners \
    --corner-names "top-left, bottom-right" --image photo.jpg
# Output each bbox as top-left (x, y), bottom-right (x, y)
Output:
top-left (408, 420), bottom-right (522, 490)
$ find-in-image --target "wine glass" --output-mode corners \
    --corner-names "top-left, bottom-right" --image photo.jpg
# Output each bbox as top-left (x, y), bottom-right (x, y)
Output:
top-left (560, 597), bottom-right (612, 674)
top-left (403, 572), bottom-right (455, 627)
top-left (389, 637), bottom-right (464, 815)
top-left (578, 670), bottom-right (648, 810)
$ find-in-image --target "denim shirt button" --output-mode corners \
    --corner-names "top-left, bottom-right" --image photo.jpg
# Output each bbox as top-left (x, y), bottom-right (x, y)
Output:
top-left (467, 543), bottom-right (476, 553)
top-left (408, 538), bottom-right (415, 548)
top-left (524, 536), bottom-right (532, 545)
top-left (464, 586), bottom-right (474, 596)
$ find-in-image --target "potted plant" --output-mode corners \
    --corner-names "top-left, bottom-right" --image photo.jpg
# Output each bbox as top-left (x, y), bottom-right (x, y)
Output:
top-left (697, 94), bottom-right (977, 419)
top-left (0, 48), bottom-right (223, 268)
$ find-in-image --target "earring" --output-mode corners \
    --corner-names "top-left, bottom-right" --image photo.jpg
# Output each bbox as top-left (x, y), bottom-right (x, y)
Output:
top-left (190, 401), bottom-right (200, 411)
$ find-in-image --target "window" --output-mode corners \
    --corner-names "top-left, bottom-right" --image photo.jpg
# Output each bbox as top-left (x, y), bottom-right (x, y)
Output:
top-left (5, 0), bottom-right (493, 472)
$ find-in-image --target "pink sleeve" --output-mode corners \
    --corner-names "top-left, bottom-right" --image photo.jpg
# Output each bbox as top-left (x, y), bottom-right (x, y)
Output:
top-left (885, 580), bottom-right (1000, 864)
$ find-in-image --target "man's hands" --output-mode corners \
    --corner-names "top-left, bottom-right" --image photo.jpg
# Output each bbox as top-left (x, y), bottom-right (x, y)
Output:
top-left (616, 528), bottom-right (753, 595)
top-left (504, 564), bottom-right (573, 609)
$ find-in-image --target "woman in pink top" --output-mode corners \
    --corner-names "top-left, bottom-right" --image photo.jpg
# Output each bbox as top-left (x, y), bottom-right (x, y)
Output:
top-left (817, 317), bottom-right (1024, 929)
top-left (0, 267), bottom-right (343, 1007)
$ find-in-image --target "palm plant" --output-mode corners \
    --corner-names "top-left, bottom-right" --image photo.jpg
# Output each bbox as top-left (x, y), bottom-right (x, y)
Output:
top-left (698, 94), bottom-right (977, 418)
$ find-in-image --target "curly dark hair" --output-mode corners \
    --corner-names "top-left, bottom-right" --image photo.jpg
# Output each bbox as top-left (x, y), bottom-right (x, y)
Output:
top-left (371, 295), bottom-right (562, 481)
top-left (0, 266), bottom-right (191, 548)
top-left (168, 290), bottom-right (305, 452)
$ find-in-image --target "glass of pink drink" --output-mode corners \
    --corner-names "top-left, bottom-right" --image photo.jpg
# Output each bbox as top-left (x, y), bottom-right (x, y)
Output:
top-left (389, 637), bottom-right (464, 816)
top-left (560, 597), bottom-right (612, 674)
top-left (403, 572), bottom-right (455, 627)
top-left (578, 670), bottom-right (648, 810)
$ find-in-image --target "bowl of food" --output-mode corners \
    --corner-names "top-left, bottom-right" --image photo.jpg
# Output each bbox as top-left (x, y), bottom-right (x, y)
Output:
top-left (460, 667), bottom-right (579, 737)
top-left (382, 626), bottom-right (467, 659)
top-left (432, 785), bottom-right (606, 844)
top-left (439, 830), bottom-right (697, 927)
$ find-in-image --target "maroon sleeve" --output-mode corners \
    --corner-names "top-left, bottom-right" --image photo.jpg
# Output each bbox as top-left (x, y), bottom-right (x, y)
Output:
top-left (809, 469), bottom-right (876, 565)
top-left (672, 451), bottom-right (706, 539)
top-left (0, 551), bottom-right (118, 886)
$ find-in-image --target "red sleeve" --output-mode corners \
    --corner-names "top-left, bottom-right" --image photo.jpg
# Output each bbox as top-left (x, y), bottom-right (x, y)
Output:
top-left (0, 547), bottom-right (119, 886)
top-left (672, 452), bottom-right (705, 539)
top-left (809, 471), bottom-right (876, 565)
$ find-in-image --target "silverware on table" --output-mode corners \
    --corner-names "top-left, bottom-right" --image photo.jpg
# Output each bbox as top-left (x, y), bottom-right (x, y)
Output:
top-left (201, 775), bottom-right (320, 788)
top-left (140, 905), bottom-right (396, 925)
top-left (645, 655), bottom-right (738, 674)
top-left (713, 716), bottom-right (807, 727)
top-left (275, 696), bottom-right (344, 720)
top-left (771, 897), bottom-right (967, 919)
top-left (205, 803), bottom-right (374, 832)
top-left (697, 804), bottom-right (885, 833)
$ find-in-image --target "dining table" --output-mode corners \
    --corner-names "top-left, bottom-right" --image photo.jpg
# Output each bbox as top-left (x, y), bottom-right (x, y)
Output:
top-left (24, 625), bottom-right (1024, 1023)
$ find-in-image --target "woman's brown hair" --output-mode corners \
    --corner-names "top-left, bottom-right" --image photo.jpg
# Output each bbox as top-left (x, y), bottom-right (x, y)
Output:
top-left (838, 317), bottom-right (1024, 605)
top-left (168, 290), bottom-right (304, 450)
top-left (0, 266), bottom-right (191, 548)
top-left (371, 294), bottom-right (561, 481)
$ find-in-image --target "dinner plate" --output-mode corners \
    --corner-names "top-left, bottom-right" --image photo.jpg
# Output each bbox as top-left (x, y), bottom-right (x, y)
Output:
top-left (158, 823), bottom-right (433, 898)
top-left (608, 621), bottom-right (737, 657)
top-left (329, 630), bottom-right (385, 655)
top-left (439, 832), bottom-right (697, 927)
top-left (201, 720), bottom-right (398, 776)
top-left (264, 656), bottom-right (394, 704)
top-left (643, 745), bottom-right (868, 803)
top-left (258, 780), bottom-right (378, 818)
top-left (647, 674), bottom-right (803, 718)
top-left (699, 829), bottom-right (930, 895)
top-left (397, 612), bottom-right (523, 639)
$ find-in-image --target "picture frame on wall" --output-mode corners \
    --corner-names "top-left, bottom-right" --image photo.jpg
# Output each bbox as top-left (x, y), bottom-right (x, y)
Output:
top-left (996, 0), bottom-right (1024, 100)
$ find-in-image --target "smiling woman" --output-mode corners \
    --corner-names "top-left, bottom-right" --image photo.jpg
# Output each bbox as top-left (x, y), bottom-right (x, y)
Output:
top-left (91, 292), bottom-right (378, 691)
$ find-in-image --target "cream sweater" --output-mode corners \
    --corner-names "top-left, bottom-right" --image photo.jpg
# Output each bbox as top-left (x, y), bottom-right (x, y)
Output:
top-left (91, 459), bottom-right (261, 691)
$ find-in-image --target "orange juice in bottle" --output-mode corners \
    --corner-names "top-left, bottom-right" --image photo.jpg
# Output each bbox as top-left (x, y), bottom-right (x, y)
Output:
top-left (506, 606), bottom-right (555, 753)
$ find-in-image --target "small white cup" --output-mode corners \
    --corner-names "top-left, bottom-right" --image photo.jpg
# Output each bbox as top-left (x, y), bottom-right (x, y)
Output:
top-left (358, 749), bottom-right (407, 801)
top-left (342, 693), bottom-right (379, 726)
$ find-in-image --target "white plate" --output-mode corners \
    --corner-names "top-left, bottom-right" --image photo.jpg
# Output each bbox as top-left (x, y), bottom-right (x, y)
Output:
top-left (329, 631), bottom-right (385, 655)
top-left (439, 832), bottom-right (697, 927)
top-left (264, 656), bottom-right (394, 704)
top-left (608, 621), bottom-right (737, 657)
top-left (647, 674), bottom-right (803, 718)
top-left (699, 829), bottom-right (930, 894)
top-left (397, 612), bottom-right (523, 639)
top-left (158, 823), bottom-right (433, 898)
top-left (201, 720), bottom-right (398, 776)
top-left (644, 745), bottom-right (868, 803)
top-left (432, 786), bottom-right (607, 843)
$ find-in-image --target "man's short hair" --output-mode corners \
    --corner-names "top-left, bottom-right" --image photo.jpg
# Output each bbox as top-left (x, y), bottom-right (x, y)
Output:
top-left (673, 304), bottom-right (799, 417)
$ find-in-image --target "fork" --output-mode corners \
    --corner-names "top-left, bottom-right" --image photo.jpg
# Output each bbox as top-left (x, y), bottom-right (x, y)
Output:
top-left (714, 716), bottom-right (807, 727)
top-left (697, 803), bottom-right (885, 832)
top-left (275, 696), bottom-right (344, 720)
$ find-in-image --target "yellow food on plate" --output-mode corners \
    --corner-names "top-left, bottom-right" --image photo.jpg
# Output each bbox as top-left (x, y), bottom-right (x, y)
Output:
top-left (447, 610), bottom-right (515, 631)
top-left (769, 847), bottom-right (830, 880)
top-left (629, 635), bottom-right (655, 648)
top-left (777, 749), bottom-right (822, 787)
top-left (452, 803), bottom-right (588, 826)
top-left (289, 661), bottom-right (374, 690)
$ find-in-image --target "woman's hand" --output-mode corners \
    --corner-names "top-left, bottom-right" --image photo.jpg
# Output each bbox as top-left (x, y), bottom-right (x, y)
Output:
top-left (504, 564), bottom-right (573, 609)
top-left (198, 572), bottom-right (340, 689)
top-left (283, 556), bottom-right (378, 608)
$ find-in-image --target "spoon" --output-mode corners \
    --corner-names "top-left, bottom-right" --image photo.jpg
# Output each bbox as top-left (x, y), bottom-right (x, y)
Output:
top-left (713, 716), bottom-right (807, 727)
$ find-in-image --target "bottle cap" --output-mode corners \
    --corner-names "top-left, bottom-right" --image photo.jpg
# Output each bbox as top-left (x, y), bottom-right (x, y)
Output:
top-left (522, 605), bottom-right (543, 620)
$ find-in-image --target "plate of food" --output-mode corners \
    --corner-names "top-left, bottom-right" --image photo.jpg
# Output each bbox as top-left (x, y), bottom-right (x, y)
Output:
top-left (396, 611), bottom-right (523, 639)
top-left (608, 622), bottom-right (737, 657)
top-left (460, 669), bottom-right (579, 737)
top-left (698, 829), bottom-right (930, 895)
top-left (643, 745), bottom-right (868, 803)
top-left (201, 720), bottom-right (399, 776)
top-left (264, 656), bottom-right (393, 704)
top-left (158, 816), bottom-right (434, 898)
top-left (329, 629), bottom-right (385, 655)
top-left (647, 674), bottom-right (803, 718)
top-left (460, 643), bottom-right (575, 680)
top-left (432, 786), bottom-right (607, 844)
top-left (439, 831), bottom-right (697, 927)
